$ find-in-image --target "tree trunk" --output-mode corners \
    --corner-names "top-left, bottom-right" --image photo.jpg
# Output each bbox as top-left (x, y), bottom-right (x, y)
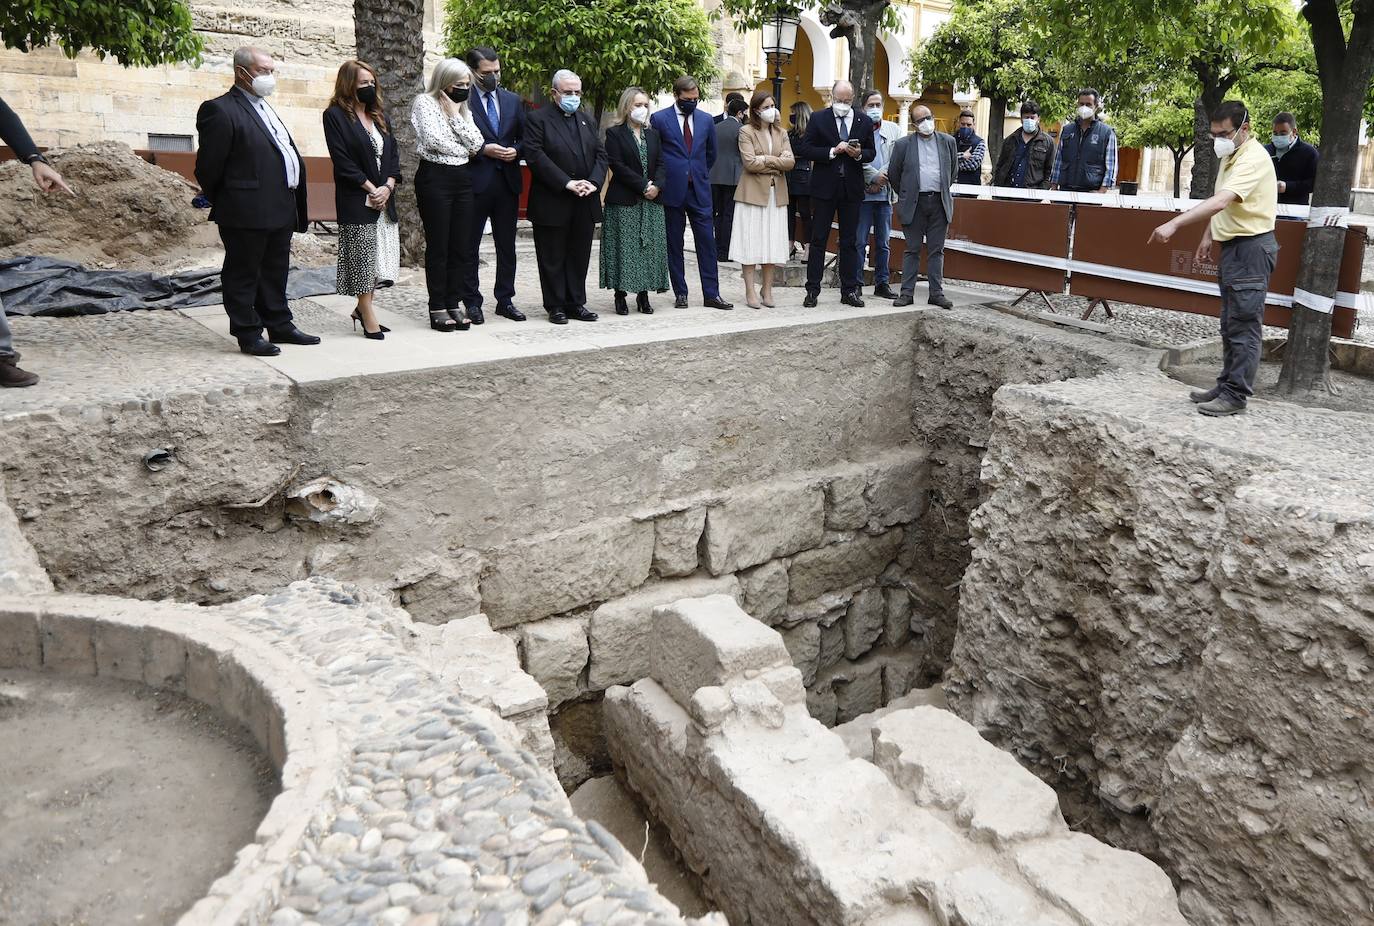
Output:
top-left (353, 0), bottom-right (426, 266)
top-left (1172, 148), bottom-right (1185, 198)
top-left (985, 94), bottom-right (1007, 162)
top-left (848, 2), bottom-right (887, 92)
top-left (1278, 0), bottom-right (1374, 395)
top-left (1188, 82), bottom-right (1224, 199)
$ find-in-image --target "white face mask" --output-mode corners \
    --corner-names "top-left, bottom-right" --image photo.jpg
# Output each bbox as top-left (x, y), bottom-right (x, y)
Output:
top-left (1076, 104), bottom-right (1095, 121)
top-left (916, 117), bottom-right (935, 136)
top-left (1022, 117), bottom-right (1038, 133)
top-left (249, 73), bottom-right (277, 98)
top-left (630, 105), bottom-right (649, 125)
top-left (760, 107), bottom-right (779, 124)
top-left (832, 102), bottom-right (852, 118)
top-left (865, 107), bottom-right (883, 123)
top-left (1213, 135), bottom-right (1237, 159)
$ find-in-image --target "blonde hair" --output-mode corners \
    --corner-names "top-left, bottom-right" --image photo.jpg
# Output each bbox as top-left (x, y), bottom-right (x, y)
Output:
top-left (614, 86), bottom-right (648, 127)
top-left (427, 58), bottom-right (473, 115)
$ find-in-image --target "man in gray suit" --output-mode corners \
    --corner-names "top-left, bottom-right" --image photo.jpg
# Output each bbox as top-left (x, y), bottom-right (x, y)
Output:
top-left (710, 96), bottom-right (747, 261)
top-left (888, 104), bottom-right (957, 309)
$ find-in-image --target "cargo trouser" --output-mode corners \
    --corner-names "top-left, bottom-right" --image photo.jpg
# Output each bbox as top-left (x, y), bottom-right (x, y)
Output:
top-left (0, 293), bottom-right (14, 360)
top-left (1215, 230), bottom-right (1278, 404)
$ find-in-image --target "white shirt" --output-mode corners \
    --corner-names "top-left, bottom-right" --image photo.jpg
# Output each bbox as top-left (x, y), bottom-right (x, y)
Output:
top-left (678, 107), bottom-right (695, 139)
top-left (411, 93), bottom-right (485, 166)
top-left (246, 91), bottom-right (300, 189)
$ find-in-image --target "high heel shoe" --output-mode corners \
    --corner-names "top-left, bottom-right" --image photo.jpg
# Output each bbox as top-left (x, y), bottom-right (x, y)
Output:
top-left (430, 310), bottom-right (457, 332)
top-left (636, 291), bottom-right (653, 314)
top-left (446, 308), bottom-right (472, 331)
top-left (614, 291), bottom-right (630, 316)
top-left (352, 308), bottom-right (390, 333)
top-left (760, 290), bottom-right (774, 308)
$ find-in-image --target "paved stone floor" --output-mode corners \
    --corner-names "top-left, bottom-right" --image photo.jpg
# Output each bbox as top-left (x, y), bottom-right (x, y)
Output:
top-left (0, 241), bottom-right (995, 413)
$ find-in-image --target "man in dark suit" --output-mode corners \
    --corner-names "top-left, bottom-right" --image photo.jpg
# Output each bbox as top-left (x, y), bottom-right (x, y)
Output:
top-left (463, 46), bottom-right (527, 322)
top-left (524, 69), bottom-right (607, 325)
top-left (794, 80), bottom-right (876, 307)
top-left (650, 76), bottom-right (733, 310)
top-left (710, 97), bottom-right (747, 262)
top-left (1265, 112), bottom-right (1320, 206)
top-left (889, 104), bottom-right (957, 310)
top-left (195, 47), bottom-right (318, 357)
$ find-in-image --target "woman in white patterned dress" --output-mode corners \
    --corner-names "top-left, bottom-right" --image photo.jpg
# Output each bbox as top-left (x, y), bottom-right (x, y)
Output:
top-left (323, 59), bottom-right (401, 339)
top-left (411, 58), bottom-right (486, 331)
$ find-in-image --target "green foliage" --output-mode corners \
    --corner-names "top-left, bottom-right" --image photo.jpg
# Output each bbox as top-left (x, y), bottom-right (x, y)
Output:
top-left (1237, 59), bottom-right (1324, 144)
top-left (0, 0), bottom-right (202, 66)
top-left (1112, 79), bottom-right (1197, 154)
top-left (444, 0), bottom-right (718, 115)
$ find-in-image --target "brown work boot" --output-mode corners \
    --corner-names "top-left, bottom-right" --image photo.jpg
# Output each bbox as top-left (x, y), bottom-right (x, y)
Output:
top-left (0, 358), bottom-right (39, 388)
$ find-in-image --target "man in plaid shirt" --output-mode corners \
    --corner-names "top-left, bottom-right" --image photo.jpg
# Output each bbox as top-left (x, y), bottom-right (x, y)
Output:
top-left (954, 110), bottom-right (986, 191)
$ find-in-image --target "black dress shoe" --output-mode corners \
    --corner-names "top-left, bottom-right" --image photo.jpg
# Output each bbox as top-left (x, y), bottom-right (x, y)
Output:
top-left (567, 306), bottom-right (599, 322)
top-left (466, 305), bottom-right (485, 325)
top-left (841, 292), bottom-right (865, 308)
top-left (893, 294), bottom-right (914, 307)
top-left (238, 337), bottom-right (281, 357)
top-left (548, 311), bottom-right (568, 325)
top-left (496, 304), bottom-right (526, 321)
top-left (803, 292), bottom-right (819, 308)
top-left (928, 295), bottom-right (955, 310)
top-left (873, 283), bottom-right (897, 299)
top-left (704, 296), bottom-right (733, 310)
top-left (267, 326), bottom-right (321, 345)
top-left (673, 295), bottom-right (689, 308)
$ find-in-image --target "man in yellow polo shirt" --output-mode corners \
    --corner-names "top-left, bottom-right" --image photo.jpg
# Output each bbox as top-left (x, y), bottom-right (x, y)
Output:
top-left (1148, 101), bottom-right (1278, 417)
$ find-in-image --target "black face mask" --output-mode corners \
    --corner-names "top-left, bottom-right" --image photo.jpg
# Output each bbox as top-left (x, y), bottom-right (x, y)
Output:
top-left (445, 87), bottom-right (470, 104)
top-left (357, 85), bottom-right (378, 106)
top-left (478, 73), bottom-right (499, 93)
top-left (789, 113), bottom-right (797, 126)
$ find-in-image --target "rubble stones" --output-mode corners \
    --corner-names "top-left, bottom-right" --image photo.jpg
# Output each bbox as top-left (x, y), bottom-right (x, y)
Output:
top-left (519, 617), bottom-right (589, 708)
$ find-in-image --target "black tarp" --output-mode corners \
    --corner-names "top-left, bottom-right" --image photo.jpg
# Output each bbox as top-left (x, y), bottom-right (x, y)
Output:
top-left (0, 255), bottom-right (336, 316)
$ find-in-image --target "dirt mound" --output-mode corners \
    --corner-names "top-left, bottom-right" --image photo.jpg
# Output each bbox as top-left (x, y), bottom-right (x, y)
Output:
top-left (0, 141), bottom-right (223, 269)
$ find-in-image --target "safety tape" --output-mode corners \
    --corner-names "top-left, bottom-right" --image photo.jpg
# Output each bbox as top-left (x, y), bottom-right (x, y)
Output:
top-left (1293, 287), bottom-right (1336, 314)
top-left (1307, 206), bottom-right (1350, 228)
top-left (948, 183), bottom-right (1317, 220)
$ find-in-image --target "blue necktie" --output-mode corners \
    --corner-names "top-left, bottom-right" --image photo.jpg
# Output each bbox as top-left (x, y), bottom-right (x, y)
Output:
top-left (485, 92), bottom-right (498, 131)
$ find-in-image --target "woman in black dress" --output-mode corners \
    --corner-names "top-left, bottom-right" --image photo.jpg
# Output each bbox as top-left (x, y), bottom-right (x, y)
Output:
top-left (322, 60), bottom-right (402, 340)
top-left (786, 101), bottom-right (814, 262)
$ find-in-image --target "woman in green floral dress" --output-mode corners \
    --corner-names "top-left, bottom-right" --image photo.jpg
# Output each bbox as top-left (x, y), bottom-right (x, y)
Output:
top-left (600, 87), bottom-right (669, 315)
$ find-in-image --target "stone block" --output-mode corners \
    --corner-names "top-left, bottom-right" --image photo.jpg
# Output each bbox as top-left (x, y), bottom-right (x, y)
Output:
top-left (653, 507), bottom-right (706, 577)
top-left (185, 640), bottom-right (223, 710)
top-left (818, 619), bottom-right (846, 674)
top-left (844, 587), bottom-right (886, 660)
top-left (937, 866), bottom-right (1073, 926)
top-left (0, 608), bottom-right (42, 670)
top-left (825, 466), bottom-right (869, 530)
top-left (393, 550), bottom-right (483, 625)
top-left (882, 656), bottom-right (919, 702)
top-left (649, 595), bottom-right (792, 708)
top-left (142, 626), bottom-right (188, 690)
top-left (865, 451), bottom-right (928, 528)
top-left (41, 615), bottom-right (96, 675)
top-left (588, 575), bottom-right (741, 690)
top-left (93, 620), bottom-right (146, 684)
top-left (519, 617), bottom-right (588, 707)
top-left (480, 518), bottom-right (654, 628)
top-left (885, 586), bottom-right (914, 647)
top-left (834, 660), bottom-right (884, 723)
top-left (432, 616), bottom-right (548, 717)
top-left (739, 560), bottom-right (789, 625)
top-left (780, 620), bottom-right (821, 686)
top-left (701, 481), bottom-right (824, 575)
top-left (788, 528), bottom-right (904, 602)
top-left (806, 683), bottom-right (838, 725)
top-left (873, 707), bottom-right (1066, 847)
top-left (1014, 833), bottom-right (1188, 926)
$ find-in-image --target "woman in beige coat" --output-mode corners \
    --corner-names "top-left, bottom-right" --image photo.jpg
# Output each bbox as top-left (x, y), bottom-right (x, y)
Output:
top-left (729, 90), bottom-right (795, 308)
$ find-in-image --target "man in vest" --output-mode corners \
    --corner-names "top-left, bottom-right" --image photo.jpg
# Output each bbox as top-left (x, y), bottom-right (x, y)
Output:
top-left (1147, 102), bottom-right (1278, 418)
top-left (1050, 88), bottom-right (1117, 193)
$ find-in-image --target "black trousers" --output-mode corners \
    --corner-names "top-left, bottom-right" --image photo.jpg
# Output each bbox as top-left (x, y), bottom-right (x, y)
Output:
top-left (789, 194), bottom-right (812, 245)
top-left (532, 211), bottom-right (596, 313)
top-left (806, 195), bottom-right (861, 294)
top-left (415, 160), bottom-right (473, 311)
top-left (463, 182), bottom-right (519, 310)
top-left (712, 183), bottom-right (737, 260)
top-left (218, 224), bottom-right (295, 342)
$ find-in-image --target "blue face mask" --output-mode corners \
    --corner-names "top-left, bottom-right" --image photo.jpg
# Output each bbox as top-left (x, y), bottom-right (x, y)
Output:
top-left (1272, 133), bottom-right (1294, 151)
top-left (558, 94), bottom-right (581, 114)
top-left (956, 126), bottom-right (974, 141)
top-left (678, 98), bottom-right (698, 115)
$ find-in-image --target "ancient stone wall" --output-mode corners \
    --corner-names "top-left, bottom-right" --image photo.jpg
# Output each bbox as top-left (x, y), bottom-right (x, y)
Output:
top-left (947, 370), bottom-right (1374, 926)
top-left (602, 594), bottom-right (1187, 926)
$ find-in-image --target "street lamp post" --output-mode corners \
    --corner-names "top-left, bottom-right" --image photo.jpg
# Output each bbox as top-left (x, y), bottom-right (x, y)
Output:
top-left (761, 7), bottom-right (800, 112)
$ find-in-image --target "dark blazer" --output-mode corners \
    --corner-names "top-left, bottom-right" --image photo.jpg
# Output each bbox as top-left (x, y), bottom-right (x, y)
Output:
top-left (649, 106), bottom-right (716, 210)
top-left (195, 86), bottom-right (307, 231)
top-left (793, 107), bottom-right (876, 201)
top-left (1264, 137), bottom-right (1320, 205)
top-left (889, 131), bottom-right (958, 225)
top-left (469, 86), bottom-right (526, 195)
top-left (524, 104), bottom-right (607, 226)
top-left (321, 104), bottom-right (401, 224)
top-left (708, 116), bottom-right (743, 186)
top-left (605, 123), bottom-right (667, 207)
